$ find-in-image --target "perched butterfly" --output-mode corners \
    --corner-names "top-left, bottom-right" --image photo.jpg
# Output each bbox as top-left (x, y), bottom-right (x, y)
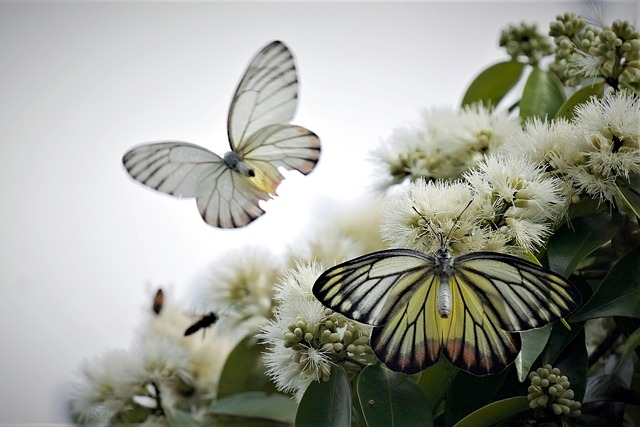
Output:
top-left (313, 240), bottom-right (582, 376)
top-left (152, 288), bottom-right (164, 315)
top-left (184, 312), bottom-right (219, 337)
top-left (123, 41), bottom-right (320, 228)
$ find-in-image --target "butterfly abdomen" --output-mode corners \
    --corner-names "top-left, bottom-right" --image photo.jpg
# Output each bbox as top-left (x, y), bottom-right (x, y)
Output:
top-left (435, 246), bottom-right (454, 318)
top-left (223, 151), bottom-right (255, 177)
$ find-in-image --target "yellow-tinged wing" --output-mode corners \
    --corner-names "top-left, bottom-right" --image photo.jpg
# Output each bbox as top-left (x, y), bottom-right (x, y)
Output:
top-left (313, 248), bottom-right (582, 376)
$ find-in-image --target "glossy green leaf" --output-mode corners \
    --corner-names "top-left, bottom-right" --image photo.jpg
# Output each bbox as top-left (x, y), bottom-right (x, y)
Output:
top-left (546, 211), bottom-right (627, 276)
top-left (519, 68), bottom-right (566, 121)
top-left (452, 396), bottom-right (530, 427)
top-left (571, 244), bottom-right (640, 321)
top-left (540, 324), bottom-right (587, 401)
top-left (166, 408), bottom-right (203, 427)
top-left (210, 392), bottom-right (296, 427)
top-left (554, 80), bottom-right (605, 120)
top-left (444, 369), bottom-right (525, 426)
top-left (415, 357), bottom-right (458, 415)
top-left (356, 364), bottom-right (432, 427)
top-left (217, 335), bottom-right (278, 399)
top-left (515, 325), bottom-right (552, 382)
top-left (461, 61), bottom-right (526, 107)
top-left (295, 366), bottom-right (351, 427)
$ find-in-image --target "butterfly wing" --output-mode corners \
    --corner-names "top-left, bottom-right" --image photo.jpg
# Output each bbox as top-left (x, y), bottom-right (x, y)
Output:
top-left (453, 252), bottom-right (582, 331)
top-left (240, 124), bottom-right (320, 195)
top-left (313, 249), bottom-right (445, 374)
top-left (228, 41), bottom-right (298, 151)
top-left (439, 253), bottom-right (581, 375)
top-left (123, 142), bottom-right (268, 228)
top-left (227, 41), bottom-right (320, 195)
top-left (313, 249), bottom-right (581, 376)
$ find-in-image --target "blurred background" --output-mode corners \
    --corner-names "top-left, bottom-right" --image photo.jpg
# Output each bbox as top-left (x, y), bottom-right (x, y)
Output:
top-left (1, 1), bottom-right (637, 424)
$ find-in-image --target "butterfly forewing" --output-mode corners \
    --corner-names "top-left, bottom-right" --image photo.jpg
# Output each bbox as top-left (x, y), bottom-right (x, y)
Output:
top-left (454, 253), bottom-right (582, 331)
top-left (123, 142), bottom-right (224, 197)
top-left (313, 250), bottom-right (434, 326)
top-left (228, 41), bottom-right (298, 151)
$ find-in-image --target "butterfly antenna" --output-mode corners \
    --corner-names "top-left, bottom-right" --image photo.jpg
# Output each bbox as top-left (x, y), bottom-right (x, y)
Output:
top-left (412, 206), bottom-right (444, 249)
top-left (445, 200), bottom-right (474, 243)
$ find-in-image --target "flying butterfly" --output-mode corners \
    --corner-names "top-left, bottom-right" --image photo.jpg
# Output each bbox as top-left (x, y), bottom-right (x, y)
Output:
top-left (184, 312), bottom-right (219, 337)
top-left (123, 41), bottom-right (320, 228)
top-left (313, 236), bottom-right (582, 376)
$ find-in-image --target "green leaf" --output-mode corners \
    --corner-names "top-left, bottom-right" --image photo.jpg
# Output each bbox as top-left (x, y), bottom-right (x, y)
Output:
top-left (519, 68), bottom-right (566, 121)
top-left (554, 80), bottom-right (605, 120)
top-left (295, 366), bottom-right (351, 427)
top-left (217, 335), bottom-right (278, 399)
top-left (583, 374), bottom-right (640, 405)
top-left (166, 408), bottom-right (203, 427)
top-left (356, 364), bottom-right (432, 427)
top-left (415, 357), bottom-right (458, 415)
top-left (543, 325), bottom-right (587, 401)
top-left (571, 244), bottom-right (640, 321)
top-left (461, 61), bottom-right (526, 107)
top-left (616, 175), bottom-right (640, 219)
top-left (547, 211), bottom-right (627, 276)
top-left (515, 325), bottom-right (553, 382)
top-left (452, 396), bottom-right (530, 427)
top-left (444, 369), bottom-right (526, 426)
top-left (617, 327), bottom-right (640, 371)
top-left (210, 392), bottom-right (297, 427)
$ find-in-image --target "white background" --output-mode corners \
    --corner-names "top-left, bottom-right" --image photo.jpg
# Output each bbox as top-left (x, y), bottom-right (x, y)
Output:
top-left (1, 2), bottom-right (637, 424)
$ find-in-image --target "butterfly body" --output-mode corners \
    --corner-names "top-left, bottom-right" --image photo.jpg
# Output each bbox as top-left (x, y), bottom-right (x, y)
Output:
top-left (123, 41), bottom-right (320, 228)
top-left (313, 247), bottom-right (581, 376)
top-left (434, 246), bottom-right (454, 318)
top-left (222, 151), bottom-right (255, 177)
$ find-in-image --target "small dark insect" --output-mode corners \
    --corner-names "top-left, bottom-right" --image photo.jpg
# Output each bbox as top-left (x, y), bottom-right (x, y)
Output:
top-left (152, 289), bottom-right (164, 315)
top-left (184, 312), bottom-right (219, 336)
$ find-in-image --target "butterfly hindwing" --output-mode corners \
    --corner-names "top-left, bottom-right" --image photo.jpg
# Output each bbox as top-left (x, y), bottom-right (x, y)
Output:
top-left (195, 165), bottom-right (269, 228)
top-left (240, 124), bottom-right (320, 195)
top-left (123, 142), bottom-right (224, 198)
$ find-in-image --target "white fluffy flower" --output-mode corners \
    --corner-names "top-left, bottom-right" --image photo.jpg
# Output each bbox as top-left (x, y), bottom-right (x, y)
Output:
top-left (567, 91), bottom-right (640, 203)
top-left (258, 263), bottom-right (371, 400)
top-left (372, 103), bottom-right (520, 190)
top-left (192, 247), bottom-right (283, 337)
top-left (465, 154), bottom-right (567, 253)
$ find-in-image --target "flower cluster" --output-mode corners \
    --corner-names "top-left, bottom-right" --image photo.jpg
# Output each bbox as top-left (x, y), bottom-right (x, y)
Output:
top-left (373, 103), bottom-right (520, 191)
top-left (503, 90), bottom-right (640, 205)
top-left (69, 291), bottom-right (228, 425)
top-left (550, 13), bottom-right (640, 88)
top-left (258, 263), bottom-right (372, 400)
top-left (499, 21), bottom-right (554, 65)
top-left (380, 156), bottom-right (566, 257)
top-left (528, 364), bottom-right (582, 418)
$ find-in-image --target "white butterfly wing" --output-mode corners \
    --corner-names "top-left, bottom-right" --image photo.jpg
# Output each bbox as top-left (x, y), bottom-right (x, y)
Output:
top-left (123, 142), bottom-right (268, 228)
top-left (239, 124), bottom-right (320, 195)
top-left (228, 41), bottom-right (298, 151)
